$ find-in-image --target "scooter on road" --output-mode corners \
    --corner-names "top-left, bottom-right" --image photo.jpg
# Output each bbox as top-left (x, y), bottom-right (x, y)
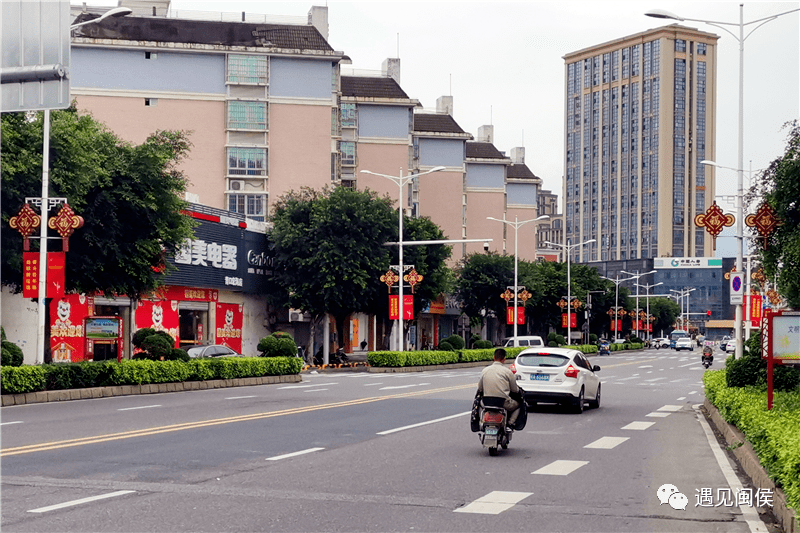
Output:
top-left (701, 346), bottom-right (714, 369)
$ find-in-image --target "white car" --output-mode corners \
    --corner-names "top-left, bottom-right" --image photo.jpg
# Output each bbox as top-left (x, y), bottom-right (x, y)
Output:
top-left (651, 338), bottom-right (670, 349)
top-left (724, 339), bottom-right (737, 354)
top-left (675, 337), bottom-right (694, 351)
top-left (513, 347), bottom-right (601, 413)
top-left (503, 336), bottom-right (545, 348)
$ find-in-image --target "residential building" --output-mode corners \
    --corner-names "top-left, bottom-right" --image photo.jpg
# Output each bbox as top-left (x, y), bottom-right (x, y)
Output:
top-left (563, 24), bottom-right (719, 263)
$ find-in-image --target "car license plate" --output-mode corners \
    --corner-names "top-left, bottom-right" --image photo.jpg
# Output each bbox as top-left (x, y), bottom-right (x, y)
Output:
top-left (531, 374), bottom-right (549, 381)
top-left (485, 427), bottom-right (499, 435)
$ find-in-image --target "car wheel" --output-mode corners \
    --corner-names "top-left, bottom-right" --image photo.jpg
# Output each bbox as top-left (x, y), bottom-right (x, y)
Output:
top-left (588, 384), bottom-right (601, 409)
top-left (489, 447), bottom-right (498, 456)
top-left (573, 388), bottom-right (585, 414)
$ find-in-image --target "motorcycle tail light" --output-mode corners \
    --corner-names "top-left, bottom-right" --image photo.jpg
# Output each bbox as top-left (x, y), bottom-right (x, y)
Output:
top-left (564, 364), bottom-right (579, 379)
top-left (483, 411), bottom-right (504, 424)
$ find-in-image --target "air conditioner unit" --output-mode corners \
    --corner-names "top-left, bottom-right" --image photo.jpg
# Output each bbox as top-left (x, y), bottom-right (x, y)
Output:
top-left (230, 180), bottom-right (244, 191)
top-left (289, 309), bottom-right (310, 322)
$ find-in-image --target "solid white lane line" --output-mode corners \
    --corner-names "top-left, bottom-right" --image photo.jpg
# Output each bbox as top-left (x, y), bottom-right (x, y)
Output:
top-left (621, 421), bottom-right (655, 430)
top-left (279, 383), bottom-right (338, 389)
top-left (304, 389), bottom-right (328, 393)
top-left (225, 395), bottom-right (256, 400)
top-left (379, 383), bottom-right (431, 391)
top-left (658, 405), bottom-right (682, 412)
top-left (117, 405), bottom-right (161, 411)
top-left (454, 491), bottom-right (533, 515)
top-left (267, 447), bottom-right (325, 461)
top-left (646, 412), bottom-right (671, 418)
top-left (638, 365), bottom-right (653, 368)
top-left (28, 491), bottom-right (136, 513)
top-left (377, 412), bottom-right (469, 435)
top-left (584, 436), bottom-right (629, 449)
top-left (532, 460), bottom-right (589, 476)
top-left (363, 382), bottom-right (384, 386)
top-left (0, 421), bottom-right (23, 426)
top-left (693, 405), bottom-right (769, 533)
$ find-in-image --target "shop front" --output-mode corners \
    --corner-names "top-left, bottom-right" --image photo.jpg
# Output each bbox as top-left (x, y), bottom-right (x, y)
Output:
top-left (48, 205), bottom-right (272, 361)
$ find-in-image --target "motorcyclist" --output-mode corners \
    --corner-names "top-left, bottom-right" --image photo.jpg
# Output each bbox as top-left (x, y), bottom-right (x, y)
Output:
top-left (477, 348), bottom-right (520, 427)
top-left (701, 345), bottom-right (713, 363)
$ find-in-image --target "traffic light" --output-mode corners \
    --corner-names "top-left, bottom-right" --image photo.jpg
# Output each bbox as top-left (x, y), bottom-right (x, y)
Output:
top-left (707, 310), bottom-right (711, 316)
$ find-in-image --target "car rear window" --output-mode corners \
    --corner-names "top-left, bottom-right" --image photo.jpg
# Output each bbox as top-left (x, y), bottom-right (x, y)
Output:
top-left (517, 354), bottom-right (569, 367)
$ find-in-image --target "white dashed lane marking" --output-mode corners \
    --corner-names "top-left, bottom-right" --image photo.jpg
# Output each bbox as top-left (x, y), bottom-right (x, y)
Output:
top-left (532, 460), bottom-right (589, 476)
top-left (658, 405), bottom-right (682, 412)
top-left (621, 421), bottom-right (656, 430)
top-left (28, 491), bottom-right (136, 513)
top-left (117, 405), bottom-right (161, 411)
top-left (646, 412), bottom-right (671, 418)
top-left (267, 447), bottom-right (325, 461)
top-left (584, 436), bottom-right (629, 449)
top-left (454, 491), bottom-right (533, 515)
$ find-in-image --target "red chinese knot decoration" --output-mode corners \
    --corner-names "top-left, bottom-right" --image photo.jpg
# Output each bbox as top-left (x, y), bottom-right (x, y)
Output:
top-left (380, 269), bottom-right (400, 292)
top-left (694, 201), bottom-right (735, 246)
top-left (9, 203), bottom-right (41, 251)
top-left (746, 202), bottom-right (781, 247)
top-left (48, 204), bottom-right (84, 252)
top-left (403, 268), bottom-right (423, 294)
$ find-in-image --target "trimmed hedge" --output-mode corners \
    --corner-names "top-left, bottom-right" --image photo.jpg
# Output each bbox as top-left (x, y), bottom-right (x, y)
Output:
top-left (0, 357), bottom-right (302, 395)
top-left (704, 369), bottom-right (800, 515)
top-left (368, 347), bottom-right (527, 368)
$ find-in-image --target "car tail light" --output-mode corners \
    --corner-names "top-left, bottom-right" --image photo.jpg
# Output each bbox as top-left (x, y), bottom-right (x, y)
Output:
top-left (510, 363), bottom-right (516, 374)
top-left (483, 411), bottom-right (504, 424)
top-left (564, 364), bottom-right (579, 379)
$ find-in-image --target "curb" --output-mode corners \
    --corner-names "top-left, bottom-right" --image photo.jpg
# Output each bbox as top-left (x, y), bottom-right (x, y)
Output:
top-left (703, 398), bottom-right (798, 533)
top-left (1, 374), bottom-right (302, 407)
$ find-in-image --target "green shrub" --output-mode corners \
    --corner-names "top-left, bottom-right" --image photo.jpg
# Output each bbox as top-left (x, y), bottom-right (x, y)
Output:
top-left (171, 348), bottom-right (190, 362)
top-left (548, 341), bottom-right (558, 347)
top-left (258, 332), bottom-right (297, 358)
top-left (703, 369), bottom-right (800, 514)
top-left (442, 335), bottom-right (465, 350)
top-left (726, 353), bottom-right (767, 388)
top-left (1, 365), bottom-right (46, 394)
top-left (555, 335), bottom-right (565, 345)
top-left (1, 339), bottom-right (24, 367)
top-left (773, 365), bottom-right (800, 392)
top-left (547, 332), bottom-right (559, 344)
top-left (132, 328), bottom-right (157, 349)
top-left (473, 340), bottom-right (493, 349)
top-left (460, 349), bottom-right (495, 363)
top-left (589, 334), bottom-right (598, 344)
top-left (438, 341), bottom-right (454, 352)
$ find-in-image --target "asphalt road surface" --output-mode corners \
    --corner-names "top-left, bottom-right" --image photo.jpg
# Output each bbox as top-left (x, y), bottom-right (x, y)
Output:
top-left (1, 348), bottom-right (777, 532)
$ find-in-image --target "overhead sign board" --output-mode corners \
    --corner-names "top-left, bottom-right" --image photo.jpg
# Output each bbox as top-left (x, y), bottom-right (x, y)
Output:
top-left (653, 257), bottom-right (723, 269)
top-left (1, 0), bottom-right (71, 112)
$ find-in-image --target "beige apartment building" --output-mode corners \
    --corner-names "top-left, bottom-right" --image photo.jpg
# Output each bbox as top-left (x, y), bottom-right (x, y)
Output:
top-left (563, 24), bottom-right (719, 263)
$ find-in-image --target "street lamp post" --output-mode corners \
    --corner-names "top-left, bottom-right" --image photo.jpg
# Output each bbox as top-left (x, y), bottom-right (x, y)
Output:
top-left (636, 282), bottom-right (663, 343)
top-left (671, 288), bottom-right (697, 332)
top-left (545, 239), bottom-right (596, 344)
top-left (646, 4), bottom-right (800, 360)
top-left (601, 274), bottom-right (637, 342)
top-left (488, 215), bottom-right (550, 347)
top-left (361, 166), bottom-right (445, 351)
top-left (621, 270), bottom-right (657, 338)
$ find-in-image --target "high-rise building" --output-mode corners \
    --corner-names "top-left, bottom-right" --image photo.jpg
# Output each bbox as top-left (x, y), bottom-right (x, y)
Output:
top-left (563, 24), bottom-right (719, 263)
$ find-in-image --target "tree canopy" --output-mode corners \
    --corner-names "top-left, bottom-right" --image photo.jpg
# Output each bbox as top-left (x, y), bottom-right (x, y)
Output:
top-left (751, 121), bottom-right (800, 307)
top-left (1, 106), bottom-right (196, 297)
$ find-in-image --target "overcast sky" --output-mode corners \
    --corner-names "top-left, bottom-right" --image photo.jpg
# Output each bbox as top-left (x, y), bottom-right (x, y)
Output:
top-left (80, 1), bottom-right (799, 253)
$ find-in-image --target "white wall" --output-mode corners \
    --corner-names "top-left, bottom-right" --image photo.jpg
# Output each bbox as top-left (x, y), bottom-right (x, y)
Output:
top-left (1, 286), bottom-right (40, 364)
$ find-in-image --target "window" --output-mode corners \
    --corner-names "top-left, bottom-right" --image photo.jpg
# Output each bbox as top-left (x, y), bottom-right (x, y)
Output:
top-left (144, 98), bottom-right (157, 107)
top-left (144, 52), bottom-right (157, 60)
top-left (227, 147), bottom-right (267, 176)
top-left (228, 194), bottom-right (265, 221)
top-left (697, 43), bottom-right (707, 55)
top-left (228, 101), bottom-right (267, 130)
top-left (341, 103), bottom-right (357, 128)
top-left (675, 39), bottom-right (686, 53)
top-left (227, 55), bottom-right (268, 84)
top-left (340, 141), bottom-right (356, 166)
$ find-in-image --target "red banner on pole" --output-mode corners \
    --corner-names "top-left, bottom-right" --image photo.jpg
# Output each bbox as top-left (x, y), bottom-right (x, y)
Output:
top-left (47, 252), bottom-right (65, 299)
top-left (510, 307), bottom-right (525, 325)
top-left (389, 295), bottom-right (414, 320)
top-left (611, 319), bottom-right (622, 332)
top-left (23, 252), bottom-right (39, 298)
top-left (750, 295), bottom-right (763, 326)
top-left (561, 313), bottom-right (576, 328)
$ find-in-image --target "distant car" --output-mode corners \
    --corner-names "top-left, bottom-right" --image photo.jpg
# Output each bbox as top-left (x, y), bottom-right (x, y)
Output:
top-left (720, 336), bottom-right (731, 352)
top-left (513, 347), bottom-right (601, 413)
top-left (652, 338), bottom-right (670, 349)
top-left (724, 339), bottom-right (737, 354)
top-left (675, 337), bottom-right (694, 351)
top-left (598, 341), bottom-right (610, 356)
top-left (503, 336), bottom-right (545, 348)
top-left (185, 344), bottom-right (242, 358)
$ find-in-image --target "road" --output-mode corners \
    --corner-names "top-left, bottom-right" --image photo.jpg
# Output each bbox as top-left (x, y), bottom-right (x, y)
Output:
top-left (0, 348), bottom-right (776, 532)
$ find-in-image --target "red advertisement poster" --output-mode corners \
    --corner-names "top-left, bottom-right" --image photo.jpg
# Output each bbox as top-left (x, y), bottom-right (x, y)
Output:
top-left (215, 303), bottom-right (243, 353)
top-left (22, 252), bottom-right (39, 298)
top-left (135, 300), bottom-right (180, 347)
top-left (508, 307), bottom-right (525, 325)
top-left (47, 252), bottom-right (65, 299)
top-left (50, 293), bottom-right (93, 362)
top-left (611, 319), bottom-right (622, 332)
top-left (389, 295), bottom-right (414, 320)
top-left (389, 295), bottom-right (399, 320)
top-left (561, 313), bottom-right (577, 328)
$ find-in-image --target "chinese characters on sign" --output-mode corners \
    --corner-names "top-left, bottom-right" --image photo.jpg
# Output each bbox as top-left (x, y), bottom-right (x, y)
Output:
top-left (175, 239), bottom-right (238, 270)
top-left (695, 488), bottom-right (773, 508)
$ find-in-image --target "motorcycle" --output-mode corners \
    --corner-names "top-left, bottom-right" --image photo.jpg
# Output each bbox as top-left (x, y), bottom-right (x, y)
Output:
top-left (478, 396), bottom-right (512, 456)
top-left (701, 346), bottom-right (714, 369)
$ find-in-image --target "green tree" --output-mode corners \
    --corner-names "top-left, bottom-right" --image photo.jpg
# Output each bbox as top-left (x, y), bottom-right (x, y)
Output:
top-left (454, 252), bottom-right (514, 333)
top-left (268, 186), bottom-right (397, 347)
top-left (1, 106), bottom-right (195, 297)
top-left (751, 121), bottom-right (800, 307)
top-left (647, 297), bottom-right (681, 337)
